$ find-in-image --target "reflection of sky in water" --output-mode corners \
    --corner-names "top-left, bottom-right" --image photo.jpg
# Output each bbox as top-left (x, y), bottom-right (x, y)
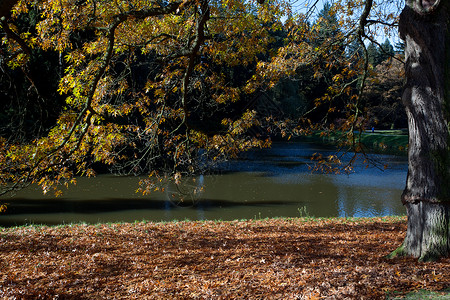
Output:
top-left (227, 141), bottom-right (407, 185)
top-left (225, 142), bottom-right (407, 173)
top-left (1, 141), bottom-right (408, 225)
top-left (336, 187), bottom-right (402, 218)
top-left (223, 142), bottom-right (407, 218)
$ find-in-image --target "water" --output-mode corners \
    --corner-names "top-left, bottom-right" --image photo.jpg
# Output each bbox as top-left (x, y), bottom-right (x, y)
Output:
top-left (0, 142), bottom-right (408, 226)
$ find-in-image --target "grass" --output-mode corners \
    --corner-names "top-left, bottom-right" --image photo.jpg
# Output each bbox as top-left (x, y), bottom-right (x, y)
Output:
top-left (1, 214), bottom-right (410, 230)
top-left (388, 289), bottom-right (450, 299)
top-left (359, 132), bottom-right (408, 155)
top-left (300, 130), bottom-right (409, 155)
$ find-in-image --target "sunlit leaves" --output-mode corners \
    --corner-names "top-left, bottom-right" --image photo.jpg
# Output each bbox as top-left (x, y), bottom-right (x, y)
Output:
top-left (0, 202), bottom-right (8, 212)
top-left (0, 0), bottom-right (404, 198)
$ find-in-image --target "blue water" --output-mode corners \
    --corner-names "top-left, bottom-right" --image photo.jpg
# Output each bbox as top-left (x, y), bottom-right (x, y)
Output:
top-left (0, 142), bottom-right (408, 226)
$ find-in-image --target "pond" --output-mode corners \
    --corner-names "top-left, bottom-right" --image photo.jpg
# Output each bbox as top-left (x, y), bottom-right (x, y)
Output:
top-left (0, 142), bottom-right (408, 226)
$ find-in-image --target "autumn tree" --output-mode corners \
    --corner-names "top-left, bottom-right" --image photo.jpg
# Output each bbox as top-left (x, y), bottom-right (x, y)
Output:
top-left (328, 0), bottom-right (449, 261)
top-left (1, 0), bottom-right (449, 261)
top-left (0, 0), bottom-right (285, 195)
top-left (337, 0), bottom-right (450, 261)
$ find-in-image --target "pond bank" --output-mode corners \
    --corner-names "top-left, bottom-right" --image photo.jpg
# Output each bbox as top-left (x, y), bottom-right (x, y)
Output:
top-left (1, 217), bottom-right (449, 299)
top-left (298, 130), bottom-right (408, 156)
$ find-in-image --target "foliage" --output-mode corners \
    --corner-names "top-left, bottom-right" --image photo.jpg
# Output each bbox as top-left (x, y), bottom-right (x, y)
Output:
top-left (0, 0), bottom-right (405, 197)
top-left (364, 55), bottom-right (406, 129)
top-left (367, 39), bottom-right (396, 67)
top-left (0, 0), bottom-right (287, 196)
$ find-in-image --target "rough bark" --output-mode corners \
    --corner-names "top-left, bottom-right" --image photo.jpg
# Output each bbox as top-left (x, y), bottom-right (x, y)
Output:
top-left (388, 0), bottom-right (450, 261)
top-left (389, 202), bottom-right (450, 261)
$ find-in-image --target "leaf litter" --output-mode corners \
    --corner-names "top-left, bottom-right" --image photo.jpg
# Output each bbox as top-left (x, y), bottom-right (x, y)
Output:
top-left (0, 217), bottom-right (449, 299)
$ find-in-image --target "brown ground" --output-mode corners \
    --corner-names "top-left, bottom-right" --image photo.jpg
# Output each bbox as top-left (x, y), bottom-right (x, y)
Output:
top-left (0, 217), bottom-right (449, 299)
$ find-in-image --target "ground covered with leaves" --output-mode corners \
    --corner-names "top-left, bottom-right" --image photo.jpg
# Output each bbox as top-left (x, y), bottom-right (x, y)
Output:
top-left (1, 217), bottom-right (449, 299)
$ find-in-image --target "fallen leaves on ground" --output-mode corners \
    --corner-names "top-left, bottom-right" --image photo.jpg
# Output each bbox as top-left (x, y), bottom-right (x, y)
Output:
top-left (0, 217), bottom-right (449, 299)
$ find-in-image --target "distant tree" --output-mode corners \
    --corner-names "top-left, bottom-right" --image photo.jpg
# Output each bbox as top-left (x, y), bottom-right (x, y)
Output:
top-left (378, 39), bottom-right (395, 63)
top-left (316, 2), bottom-right (341, 45)
top-left (367, 42), bottom-right (380, 66)
top-left (367, 39), bottom-right (395, 67)
top-left (364, 56), bottom-right (406, 129)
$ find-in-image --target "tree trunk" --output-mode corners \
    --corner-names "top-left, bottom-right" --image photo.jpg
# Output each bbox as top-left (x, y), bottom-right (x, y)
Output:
top-left (388, 0), bottom-right (450, 261)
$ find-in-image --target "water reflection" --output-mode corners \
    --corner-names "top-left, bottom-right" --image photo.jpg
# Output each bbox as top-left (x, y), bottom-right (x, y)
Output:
top-left (0, 142), bottom-right (407, 226)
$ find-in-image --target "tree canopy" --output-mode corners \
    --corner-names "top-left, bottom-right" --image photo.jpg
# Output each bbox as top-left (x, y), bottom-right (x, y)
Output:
top-left (0, 0), bottom-right (402, 197)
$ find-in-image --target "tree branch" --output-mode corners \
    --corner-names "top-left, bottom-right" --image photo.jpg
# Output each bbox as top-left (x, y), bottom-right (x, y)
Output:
top-left (351, 0), bottom-right (373, 148)
top-left (0, 17), bottom-right (32, 55)
top-left (180, 0), bottom-right (210, 127)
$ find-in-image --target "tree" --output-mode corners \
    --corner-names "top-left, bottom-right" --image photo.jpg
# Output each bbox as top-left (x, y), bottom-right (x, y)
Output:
top-left (316, 2), bottom-right (341, 46)
top-left (1, 0), bottom-right (449, 261)
top-left (386, 0), bottom-right (450, 261)
top-left (379, 39), bottom-right (395, 62)
top-left (366, 40), bottom-right (395, 67)
top-left (303, 0), bottom-right (450, 261)
top-left (221, 0), bottom-right (450, 260)
top-left (0, 0), bottom-right (282, 196)
top-left (364, 56), bottom-right (406, 130)
top-left (366, 42), bottom-right (380, 66)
